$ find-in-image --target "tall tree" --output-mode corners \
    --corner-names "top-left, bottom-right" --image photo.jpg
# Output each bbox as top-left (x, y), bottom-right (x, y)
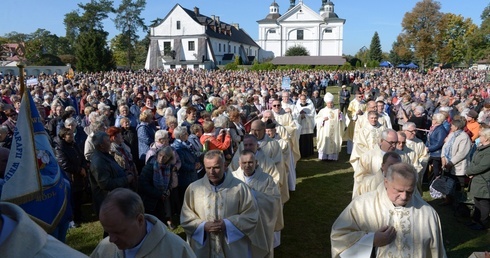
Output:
top-left (75, 29), bottom-right (115, 72)
top-left (64, 0), bottom-right (114, 70)
top-left (389, 35), bottom-right (413, 65)
top-left (437, 13), bottom-right (477, 66)
top-left (113, 0), bottom-right (147, 69)
top-left (369, 31), bottom-right (382, 62)
top-left (400, 0), bottom-right (443, 69)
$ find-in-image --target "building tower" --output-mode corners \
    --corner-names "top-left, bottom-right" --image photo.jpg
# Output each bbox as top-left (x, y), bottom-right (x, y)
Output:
top-left (320, 0), bottom-right (338, 18)
top-left (289, 0), bottom-right (296, 10)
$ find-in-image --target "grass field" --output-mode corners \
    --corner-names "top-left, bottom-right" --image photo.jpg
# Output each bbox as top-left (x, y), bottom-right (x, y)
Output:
top-left (66, 87), bottom-right (490, 257)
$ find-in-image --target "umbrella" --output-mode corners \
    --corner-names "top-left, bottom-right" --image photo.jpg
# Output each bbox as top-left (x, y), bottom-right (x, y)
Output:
top-left (396, 63), bottom-right (407, 68)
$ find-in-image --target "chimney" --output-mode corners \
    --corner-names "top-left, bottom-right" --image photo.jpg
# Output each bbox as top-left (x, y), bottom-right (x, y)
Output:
top-left (232, 23), bottom-right (240, 30)
top-left (211, 15), bottom-right (215, 21)
top-left (194, 7), bottom-right (199, 16)
top-left (216, 16), bottom-right (220, 24)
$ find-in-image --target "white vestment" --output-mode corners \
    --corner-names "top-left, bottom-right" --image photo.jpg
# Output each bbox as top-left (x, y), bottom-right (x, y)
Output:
top-left (350, 123), bottom-right (386, 169)
top-left (315, 107), bottom-right (345, 160)
top-left (232, 167), bottom-right (282, 258)
top-left (331, 184), bottom-right (447, 258)
top-left (406, 137), bottom-right (429, 193)
top-left (180, 173), bottom-right (259, 258)
top-left (352, 145), bottom-right (411, 199)
top-left (273, 110), bottom-right (301, 164)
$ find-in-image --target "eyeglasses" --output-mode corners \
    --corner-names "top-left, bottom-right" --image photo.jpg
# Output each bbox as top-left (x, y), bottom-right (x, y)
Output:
top-left (272, 104), bottom-right (281, 107)
top-left (406, 130), bottom-right (416, 134)
top-left (383, 139), bottom-right (397, 146)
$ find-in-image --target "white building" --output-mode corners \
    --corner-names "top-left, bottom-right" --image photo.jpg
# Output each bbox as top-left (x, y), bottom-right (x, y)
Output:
top-left (257, 0), bottom-right (345, 58)
top-left (145, 4), bottom-right (260, 70)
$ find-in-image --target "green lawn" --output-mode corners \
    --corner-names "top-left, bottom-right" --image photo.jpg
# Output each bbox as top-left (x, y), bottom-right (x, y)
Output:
top-left (66, 87), bottom-right (490, 257)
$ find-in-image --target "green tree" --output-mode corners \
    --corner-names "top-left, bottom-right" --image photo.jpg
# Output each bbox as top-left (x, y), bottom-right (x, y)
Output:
top-left (437, 13), bottom-right (477, 66)
top-left (285, 45), bottom-right (309, 56)
top-left (113, 0), bottom-right (147, 69)
top-left (400, 0), bottom-right (443, 69)
top-left (64, 0), bottom-right (114, 71)
top-left (75, 29), bottom-right (115, 72)
top-left (389, 36), bottom-right (413, 65)
top-left (369, 31), bottom-right (382, 62)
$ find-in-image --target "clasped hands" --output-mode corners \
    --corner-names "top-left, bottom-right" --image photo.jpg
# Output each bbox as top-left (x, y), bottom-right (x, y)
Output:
top-left (204, 219), bottom-right (226, 234)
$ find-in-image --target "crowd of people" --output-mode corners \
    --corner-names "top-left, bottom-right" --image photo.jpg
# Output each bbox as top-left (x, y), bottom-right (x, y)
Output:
top-left (0, 67), bottom-right (489, 257)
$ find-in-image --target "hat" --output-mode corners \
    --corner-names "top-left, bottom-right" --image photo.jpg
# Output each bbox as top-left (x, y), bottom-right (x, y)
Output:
top-left (265, 119), bottom-right (276, 129)
top-left (324, 92), bottom-right (334, 103)
top-left (342, 85), bottom-right (346, 88)
top-left (466, 110), bottom-right (478, 119)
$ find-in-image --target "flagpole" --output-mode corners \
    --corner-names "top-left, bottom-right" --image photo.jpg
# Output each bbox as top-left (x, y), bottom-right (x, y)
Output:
top-left (17, 62), bottom-right (26, 96)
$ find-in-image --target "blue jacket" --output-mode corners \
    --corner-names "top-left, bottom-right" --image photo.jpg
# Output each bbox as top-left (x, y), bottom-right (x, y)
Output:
top-left (171, 140), bottom-right (198, 188)
top-left (137, 122), bottom-right (156, 162)
top-left (426, 125), bottom-right (448, 158)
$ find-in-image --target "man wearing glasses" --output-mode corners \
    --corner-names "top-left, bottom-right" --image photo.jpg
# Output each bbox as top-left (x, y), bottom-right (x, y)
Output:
top-left (403, 122), bottom-right (429, 193)
top-left (270, 99), bottom-right (301, 165)
top-left (351, 129), bottom-right (411, 199)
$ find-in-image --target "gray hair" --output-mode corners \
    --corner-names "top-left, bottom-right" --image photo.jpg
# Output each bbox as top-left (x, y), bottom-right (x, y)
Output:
top-left (214, 115), bottom-right (229, 128)
top-left (173, 126), bottom-right (188, 140)
top-left (432, 113), bottom-right (446, 124)
top-left (155, 130), bottom-right (169, 141)
top-left (386, 162), bottom-right (417, 184)
top-left (402, 122), bottom-right (416, 131)
top-left (64, 117), bottom-right (77, 128)
top-left (381, 128), bottom-right (397, 141)
top-left (479, 128), bottom-right (490, 139)
top-left (157, 146), bottom-right (174, 161)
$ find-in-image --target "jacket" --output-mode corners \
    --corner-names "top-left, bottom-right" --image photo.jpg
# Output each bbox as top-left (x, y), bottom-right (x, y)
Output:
top-left (441, 131), bottom-right (471, 176)
top-left (137, 122), bottom-right (156, 162)
top-left (171, 140), bottom-right (198, 188)
top-left (426, 125), bottom-right (448, 158)
top-left (89, 149), bottom-right (129, 214)
top-left (466, 144), bottom-right (490, 199)
top-left (138, 162), bottom-right (174, 213)
top-left (54, 137), bottom-right (87, 192)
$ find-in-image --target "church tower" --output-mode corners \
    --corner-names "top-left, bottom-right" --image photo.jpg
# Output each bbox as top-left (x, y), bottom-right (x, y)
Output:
top-left (320, 0), bottom-right (339, 19)
top-left (269, 0), bottom-right (279, 15)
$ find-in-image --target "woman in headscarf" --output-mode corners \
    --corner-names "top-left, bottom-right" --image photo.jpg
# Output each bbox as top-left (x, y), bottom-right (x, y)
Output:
top-left (139, 146), bottom-right (178, 228)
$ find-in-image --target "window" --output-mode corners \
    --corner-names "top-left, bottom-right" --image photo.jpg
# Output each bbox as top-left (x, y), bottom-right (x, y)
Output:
top-left (176, 21), bottom-right (181, 30)
top-left (228, 45), bottom-right (231, 53)
top-left (188, 41), bottom-right (195, 51)
top-left (219, 43), bottom-right (221, 52)
top-left (163, 42), bottom-right (171, 55)
top-left (269, 29), bottom-right (276, 34)
top-left (234, 46), bottom-right (236, 53)
top-left (297, 30), bottom-right (304, 40)
top-left (324, 28), bottom-right (333, 33)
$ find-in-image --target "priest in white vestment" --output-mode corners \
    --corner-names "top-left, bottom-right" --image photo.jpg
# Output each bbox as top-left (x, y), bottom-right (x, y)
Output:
top-left (352, 129), bottom-right (411, 199)
top-left (403, 122), bottom-right (429, 193)
top-left (265, 120), bottom-right (296, 191)
top-left (344, 93), bottom-right (366, 154)
top-left (350, 111), bottom-right (387, 170)
top-left (232, 150), bottom-right (282, 258)
top-left (315, 92), bottom-right (345, 161)
top-left (376, 100), bottom-right (392, 129)
top-left (229, 134), bottom-right (287, 204)
top-left (270, 99), bottom-right (301, 164)
top-left (331, 163), bottom-right (447, 258)
top-left (180, 150), bottom-right (260, 258)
